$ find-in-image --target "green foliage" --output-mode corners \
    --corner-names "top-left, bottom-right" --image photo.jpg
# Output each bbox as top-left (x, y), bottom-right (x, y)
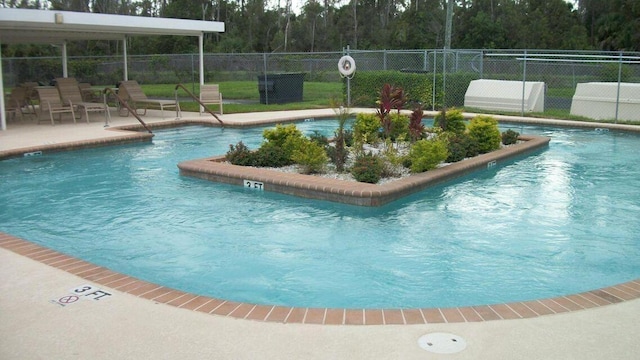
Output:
top-left (351, 71), bottom-right (479, 110)
top-left (263, 124), bottom-right (305, 161)
top-left (352, 113), bottom-right (381, 145)
top-left (501, 129), bottom-right (520, 145)
top-left (253, 141), bottom-right (292, 167)
top-left (309, 130), bottom-right (329, 146)
top-left (434, 108), bottom-right (466, 134)
top-left (408, 138), bottom-right (449, 173)
top-left (599, 63), bottom-right (633, 82)
top-left (351, 152), bottom-right (384, 184)
top-left (388, 113), bottom-right (410, 142)
top-left (291, 139), bottom-right (328, 174)
top-left (444, 132), bottom-right (480, 162)
top-left (467, 115), bottom-right (502, 154)
top-left (226, 141), bottom-right (254, 166)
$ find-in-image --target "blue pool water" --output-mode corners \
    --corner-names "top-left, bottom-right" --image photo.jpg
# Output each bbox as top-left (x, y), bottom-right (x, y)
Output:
top-left (1, 121), bottom-right (639, 309)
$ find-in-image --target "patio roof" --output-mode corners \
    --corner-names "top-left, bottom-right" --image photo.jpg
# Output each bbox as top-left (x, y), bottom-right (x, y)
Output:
top-left (0, 8), bottom-right (225, 131)
top-left (0, 8), bottom-right (224, 44)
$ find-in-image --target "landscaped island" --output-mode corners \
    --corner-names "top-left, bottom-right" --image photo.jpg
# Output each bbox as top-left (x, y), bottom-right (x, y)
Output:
top-left (178, 84), bottom-right (551, 206)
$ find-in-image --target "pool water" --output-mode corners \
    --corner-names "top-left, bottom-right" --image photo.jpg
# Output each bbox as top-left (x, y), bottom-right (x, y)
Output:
top-left (1, 122), bottom-right (639, 309)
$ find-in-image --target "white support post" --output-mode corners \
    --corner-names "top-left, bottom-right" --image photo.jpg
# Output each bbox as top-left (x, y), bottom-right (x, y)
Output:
top-left (123, 37), bottom-right (128, 81)
top-left (62, 41), bottom-right (68, 78)
top-left (199, 33), bottom-right (205, 114)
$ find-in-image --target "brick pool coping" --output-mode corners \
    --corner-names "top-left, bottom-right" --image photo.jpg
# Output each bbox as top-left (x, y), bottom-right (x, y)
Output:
top-left (2, 233), bottom-right (639, 325)
top-left (178, 134), bottom-right (550, 206)
top-left (2, 118), bottom-right (640, 324)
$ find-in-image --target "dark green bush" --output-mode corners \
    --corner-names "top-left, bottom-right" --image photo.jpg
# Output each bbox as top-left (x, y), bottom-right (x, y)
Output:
top-left (309, 130), bottom-right (329, 146)
top-left (351, 152), bottom-right (384, 183)
top-left (501, 129), bottom-right (520, 145)
top-left (467, 115), bottom-right (501, 154)
top-left (253, 141), bottom-right (292, 167)
top-left (226, 141), bottom-right (254, 166)
top-left (445, 133), bottom-right (480, 162)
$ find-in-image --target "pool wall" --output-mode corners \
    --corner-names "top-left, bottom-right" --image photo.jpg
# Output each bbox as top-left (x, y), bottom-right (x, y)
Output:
top-left (178, 135), bottom-right (550, 206)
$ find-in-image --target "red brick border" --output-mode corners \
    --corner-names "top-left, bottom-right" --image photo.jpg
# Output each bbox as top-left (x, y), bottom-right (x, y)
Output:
top-left (2, 232), bottom-right (638, 325)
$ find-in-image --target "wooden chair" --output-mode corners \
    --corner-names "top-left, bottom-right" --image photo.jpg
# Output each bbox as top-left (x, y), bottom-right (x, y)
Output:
top-left (118, 80), bottom-right (180, 118)
top-left (36, 87), bottom-right (76, 125)
top-left (199, 84), bottom-right (223, 115)
top-left (55, 77), bottom-right (109, 123)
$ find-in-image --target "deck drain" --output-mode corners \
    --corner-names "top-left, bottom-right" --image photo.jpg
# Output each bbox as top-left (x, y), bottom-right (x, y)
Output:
top-left (417, 332), bottom-right (467, 354)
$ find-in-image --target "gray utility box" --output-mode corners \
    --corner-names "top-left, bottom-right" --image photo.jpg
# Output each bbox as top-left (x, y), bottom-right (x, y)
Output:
top-left (257, 73), bottom-right (305, 104)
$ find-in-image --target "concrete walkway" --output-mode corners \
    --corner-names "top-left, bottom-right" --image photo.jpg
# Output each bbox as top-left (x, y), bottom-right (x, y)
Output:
top-left (1, 109), bottom-right (639, 359)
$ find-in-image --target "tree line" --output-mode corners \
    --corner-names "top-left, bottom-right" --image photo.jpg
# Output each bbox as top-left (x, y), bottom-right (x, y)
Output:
top-left (2, 0), bottom-right (638, 57)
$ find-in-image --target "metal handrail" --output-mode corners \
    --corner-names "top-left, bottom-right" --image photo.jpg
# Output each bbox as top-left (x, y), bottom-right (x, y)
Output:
top-left (103, 87), bottom-right (152, 133)
top-left (174, 83), bottom-right (224, 127)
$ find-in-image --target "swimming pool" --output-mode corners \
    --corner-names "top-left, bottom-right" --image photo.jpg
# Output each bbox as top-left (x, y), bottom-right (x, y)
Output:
top-left (1, 121), bottom-right (639, 309)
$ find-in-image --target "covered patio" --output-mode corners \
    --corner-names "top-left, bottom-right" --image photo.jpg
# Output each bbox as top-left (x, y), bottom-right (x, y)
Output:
top-left (0, 7), bottom-right (225, 130)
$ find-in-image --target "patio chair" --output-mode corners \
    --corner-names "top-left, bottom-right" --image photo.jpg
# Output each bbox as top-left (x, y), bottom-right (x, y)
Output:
top-left (55, 77), bottom-right (110, 123)
top-left (36, 87), bottom-right (76, 125)
top-left (118, 80), bottom-right (180, 118)
top-left (4, 85), bottom-right (36, 121)
top-left (199, 84), bottom-right (223, 115)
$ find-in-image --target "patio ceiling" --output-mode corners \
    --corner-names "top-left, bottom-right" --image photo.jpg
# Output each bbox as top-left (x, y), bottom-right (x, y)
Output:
top-left (0, 8), bottom-right (224, 44)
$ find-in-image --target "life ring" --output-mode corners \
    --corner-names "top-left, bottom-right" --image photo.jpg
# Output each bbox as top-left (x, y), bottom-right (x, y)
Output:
top-left (338, 55), bottom-right (356, 77)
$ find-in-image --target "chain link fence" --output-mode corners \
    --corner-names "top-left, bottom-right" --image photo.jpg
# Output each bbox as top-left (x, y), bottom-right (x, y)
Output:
top-left (3, 49), bottom-right (639, 120)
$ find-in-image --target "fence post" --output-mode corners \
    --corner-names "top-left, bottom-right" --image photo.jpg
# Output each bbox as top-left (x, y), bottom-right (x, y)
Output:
top-left (521, 50), bottom-right (527, 116)
top-left (432, 51), bottom-right (437, 111)
top-left (263, 53), bottom-right (269, 105)
top-left (615, 51), bottom-right (622, 123)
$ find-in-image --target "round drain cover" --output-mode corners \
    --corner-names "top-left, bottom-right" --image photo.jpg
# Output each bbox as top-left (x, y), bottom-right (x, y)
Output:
top-left (417, 332), bottom-right (467, 354)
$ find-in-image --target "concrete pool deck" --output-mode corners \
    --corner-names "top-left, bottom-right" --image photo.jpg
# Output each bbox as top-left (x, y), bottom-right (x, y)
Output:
top-left (1, 108), bottom-right (639, 359)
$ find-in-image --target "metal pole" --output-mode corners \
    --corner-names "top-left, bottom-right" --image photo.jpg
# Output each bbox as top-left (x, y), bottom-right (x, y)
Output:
top-left (432, 51), bottom-right (437, 111)
top-left (521, 50), bottom-right (527, 116)
top-left (263, 53), bottom-right (268, 105)
top-left (615, 51), bottom-right (622, 123)
top-left (0, 40), bottom-right (5, 131)
top-left (346, 45), bottom-right (351, 106)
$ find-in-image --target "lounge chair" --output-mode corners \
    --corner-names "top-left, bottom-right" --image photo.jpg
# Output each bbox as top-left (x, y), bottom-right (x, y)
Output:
top-left (36, 87), bottom-right (76, 125)
top-left (4, 85), bottom-right (36, 121)
top-left (55, 77), bottom-right (110, 123)
top-left (199, 84), bottom-right (223, 115)
top-left (118, 80), bottom-right (180, 118)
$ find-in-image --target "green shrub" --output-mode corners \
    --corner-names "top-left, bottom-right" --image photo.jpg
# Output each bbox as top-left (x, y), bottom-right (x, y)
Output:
top-left (226, 141), bottom-right (254, 166)
top-left (599, 63), bottom-right (632, 82)
top-left (253, 141), bottom-right (292, 167)
top-left (263, 123), bottom-right (305, 161)
top-left (434, 108), bottom-right (466, 135)
top-left (309, 130), bottom-right (329, 146)
top-left (351, 152), bottom-right (384, 183)
top-left (501, 129), bottom-right (520, 145)
top-left (444, 132), bottom-right (480, 162)
top-left (467, 115), bottom-right (501, 154)
top-left (408, 138), bottom-right (449, 173)
top-left (352, 113), bottom-right (381, 144)
top-left (388, 113), bottom-right (410, 142)
top-left (292, 139), bottom-right (328, 174)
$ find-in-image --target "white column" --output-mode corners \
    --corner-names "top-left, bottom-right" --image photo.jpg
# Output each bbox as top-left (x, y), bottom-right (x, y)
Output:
top-left (62, 41), bottom-right (68, 77)
top-left (199, 33), bottom-right (204, 85)
top-left (123, 37), bottom-right (128, 81)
